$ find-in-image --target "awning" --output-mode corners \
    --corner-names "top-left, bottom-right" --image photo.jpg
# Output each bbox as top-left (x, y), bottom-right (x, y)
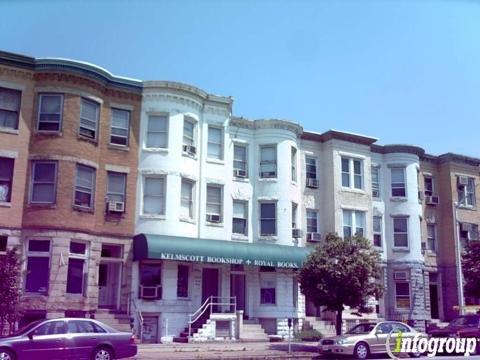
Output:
top-left (133, 234), bottom-right (311, 269)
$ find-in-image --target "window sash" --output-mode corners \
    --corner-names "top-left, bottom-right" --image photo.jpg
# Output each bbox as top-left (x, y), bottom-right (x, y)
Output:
top-left (180, 180), bottom-right (193, 218)
top-left (146, 115), bottom-right (168, 148)
top-left (206, 186), bottom-right (222, 216)
top-left (110, 108), bottom-right (130, 146)
top-left (74, 165), bottom-right (95, 208)
top-left (0, 87), bottom-right (20, 129)
top-left (79, 99), bottom-right (99, 139)
top-left (0, 157), bottom-right (14, 202)
top-left (306, 157), bottom-right (317, 179)
top-left (107, 172), bottom-right (126, 203)
top-left (424, 176), bottom-right (434, 195)
top-left (143, 177), bottom-right (165, 215)
top-left (395, 282), bottom-right (411, 309)
top-left (38, 94), bottom-right (63, 132)
top-left (427, 224), bottom-right (436, 251)
top-left (260, 146), bottom-right (277, 176)
top-left (391, 168), bottom-right (406, 197)
top-left (393, 218), bottom-right (409, 247)
top-left (207, 127), bottom-right (223, 159)
top-left (372, 167), bottom-right (380, 197)
top-left (291, 148), bottom-right (297, 181)
top-left (234, 145), bottom-right (247, 172)
top-left (67, 258), bottom-right (85, 294)
top-left (140, 263), bottom-right (162, 286)
top-left (31, 161), bottom-right (57, 204)
top-left (260, 273), bottom-right (276, 304)
top-left (306, 210), bottom-right (318, 233)
top-left (260, 203), bottom-right (276, 235)
top-left (183, 118), bottom-right (195, 146)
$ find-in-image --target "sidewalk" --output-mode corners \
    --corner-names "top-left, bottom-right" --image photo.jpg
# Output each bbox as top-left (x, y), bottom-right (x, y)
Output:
top-left (136, 341), bottom-right (321, 359)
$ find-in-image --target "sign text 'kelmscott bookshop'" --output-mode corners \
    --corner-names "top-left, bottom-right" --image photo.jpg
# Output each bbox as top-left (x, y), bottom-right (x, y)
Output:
top-left (159, 252), bottom-right (299, 268)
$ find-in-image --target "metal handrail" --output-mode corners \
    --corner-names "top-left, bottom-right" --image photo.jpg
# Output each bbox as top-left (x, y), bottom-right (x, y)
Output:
top-left (188, 296), bottom-right (236, 338)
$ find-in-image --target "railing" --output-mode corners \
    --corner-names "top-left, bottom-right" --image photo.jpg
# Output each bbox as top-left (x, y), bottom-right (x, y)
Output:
top-left (129, 293), bottom-right (144, 342)
top-left (188, 296), bottom-right (236, 338)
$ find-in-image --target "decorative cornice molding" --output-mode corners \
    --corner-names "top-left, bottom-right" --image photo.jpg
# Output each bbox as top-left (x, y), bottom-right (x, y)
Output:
top-left (143, 93), bottom-right (203, 111)
top-left (230, 117), bottom-right (303, 135)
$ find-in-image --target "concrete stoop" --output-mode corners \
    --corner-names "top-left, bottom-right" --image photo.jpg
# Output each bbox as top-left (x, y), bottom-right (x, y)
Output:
top-left (240, 323), bottom-right (270, 342)
top-left (94, 309), bottom-right (132, 333)
top-left (303, 317), bottom-right (336, 337)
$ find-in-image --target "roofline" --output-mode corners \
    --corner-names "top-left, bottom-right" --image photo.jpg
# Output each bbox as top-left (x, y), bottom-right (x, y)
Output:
top-left (372, 144), bottom-right (425, 156)
top-left (421, 152), bottom-right (480, 167)
top-left (301, 129), bottom-right (378, 145)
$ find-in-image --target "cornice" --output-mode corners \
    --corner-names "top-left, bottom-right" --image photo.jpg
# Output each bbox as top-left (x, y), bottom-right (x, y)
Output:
top-left (372, 144), bottom-right (425, 157)
top-left (230, 117), bottom-right (303, 135)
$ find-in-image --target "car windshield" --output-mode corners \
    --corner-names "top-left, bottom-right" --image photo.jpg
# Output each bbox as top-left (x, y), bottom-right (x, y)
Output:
top-left (10, 320), bottom-right (43, 336)
top-left (450, 316), bottom-right (479, 327)
top-left (347, 323), bottom-right (375, 334)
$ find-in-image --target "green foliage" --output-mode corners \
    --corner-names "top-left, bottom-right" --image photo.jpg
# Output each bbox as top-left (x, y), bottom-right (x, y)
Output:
top-left (462, 241), bottom-right (480, 299)
top-left (294, 329), bottom-right (323, 341)
top-left (297, 233), bottom-right (384, 334)
top-left (0, 248), bottom-right (23, 335)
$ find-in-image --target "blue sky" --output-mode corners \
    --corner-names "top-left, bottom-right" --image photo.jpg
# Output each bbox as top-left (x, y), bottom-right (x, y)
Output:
top-left (2, 0), bottom-right (479, 157)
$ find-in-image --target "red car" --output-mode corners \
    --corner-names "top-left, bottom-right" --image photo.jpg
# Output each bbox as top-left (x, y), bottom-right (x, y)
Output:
top-left (0, 318), bottom-right (137, 360)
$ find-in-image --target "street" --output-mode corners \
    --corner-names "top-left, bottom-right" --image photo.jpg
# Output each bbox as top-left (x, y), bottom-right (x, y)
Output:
top-left (134, 341), bottom-right (480, 359)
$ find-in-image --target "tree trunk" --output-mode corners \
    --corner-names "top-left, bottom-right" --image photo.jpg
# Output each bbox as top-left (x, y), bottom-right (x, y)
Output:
top-left (335, 309), bottom-right (343, 335)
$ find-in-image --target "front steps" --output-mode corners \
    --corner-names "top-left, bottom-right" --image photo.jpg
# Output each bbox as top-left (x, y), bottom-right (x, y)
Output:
top-left (303, 316), bottom-right (336, 337)
top-left (94, 309), bottom-right (132, 333)
top-left (240, 320), bottom-right (269, 342)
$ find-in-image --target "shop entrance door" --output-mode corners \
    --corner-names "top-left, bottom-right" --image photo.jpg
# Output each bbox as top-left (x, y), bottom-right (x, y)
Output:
top-left (202, 268), bottom-right (219, 312)
top-left (230, 273), bottom-right (246, 316)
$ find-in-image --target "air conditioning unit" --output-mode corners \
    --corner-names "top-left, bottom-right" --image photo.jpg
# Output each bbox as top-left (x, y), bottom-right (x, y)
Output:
top-left (234, 169), bottom-right (247, 178)
top-left (140, 286), bottom-right (159, 299)
top-left (461, 223), bottom-right (473, 232)
top-left (425, 196), bottom-right (439, 205)
top-left (418, 191), bottom-right (425, 201)
top-left (307, 232), bottom-right (322, 242)
top-left (108, 201), bottom-right (125, 213)
top-left (182, 144), bottom-right (197, 155)
top-left (306, 178), bottom-right (319, 188)
top-left (292, 228), bottom-right (303, 238)
top-left (394, 271), bottom-right (408, 281)
top-left (458, 176), bottom-right (469, 187)
top-left (261, 171), bottom-right (276, 178)
top-left (206, 214), bottom-right (221, 223)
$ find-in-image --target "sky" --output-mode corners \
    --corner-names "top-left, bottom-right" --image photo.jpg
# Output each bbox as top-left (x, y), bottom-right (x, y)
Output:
top-left (1, 0), bottom-right (479, 157)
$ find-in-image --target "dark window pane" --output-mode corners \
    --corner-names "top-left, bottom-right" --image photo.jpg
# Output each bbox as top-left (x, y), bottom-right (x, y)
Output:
top-left (28, 240), bottom-right (50, 252)
top-left (0, 236), bottom-right (7, 251)
top-left (26, 257), bottom-right (49, 293)
top-left (261, 203), bottom-right (275, 218)
top-left (177, 265), bottom-right (189, 298)
top-left (67, 320), bottom-right (95, 334)
top-left (33, 321), bottom-right (66, 336)
top-left (66, 258), bottom-right (84, 294)
top-left (233, 218), bottom-right (247, 234)
top-left (396, 282), bottom-right (410, 296)
top-left (140, 264), bottom-right (161, 286)
top-left (260, 288), bottom-right (276, 304)
top-left (70, 242), bottom-right (86, 255)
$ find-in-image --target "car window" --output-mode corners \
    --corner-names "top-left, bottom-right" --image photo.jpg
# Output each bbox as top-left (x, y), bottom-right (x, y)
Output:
top-left (33, 321), bottom-right (66, 336)
top-left (392, 323), bottom-right (410, 333)
top-left (376, 323), bottom-right (393, 334)
top-left (347, 323), bottom-right (375, 334)
top-left (68, 320), bottom-right (97, 334)
top-left (92, 322), bottom-right (106, 333)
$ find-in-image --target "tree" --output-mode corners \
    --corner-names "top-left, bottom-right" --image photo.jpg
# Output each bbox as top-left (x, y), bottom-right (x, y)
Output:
top-left (0, 248), bottom-right (23, 335)
top-left (298, 233), bottom-right (383, 335)
top-left (462, 241), bottom-right (480, 301)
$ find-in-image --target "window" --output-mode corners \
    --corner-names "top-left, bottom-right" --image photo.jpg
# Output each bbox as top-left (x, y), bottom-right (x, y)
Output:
top-left (0, 87), bottom-right (21, 130)
top-left (146, 115), bottom-right (168, 148)
top-left (395, 281), bottom-right (411, 309)
top-left (306, 209), bottom-right (318, 233)
top-left (206, 185), bottom-right (222, 221)
top-left (372, 166), bottom-right (380, 198)
top-left (177, 265), bottom-right (189, 298)
top-left (391, 167), bottom-right (406, 197)
top-left (260, 202), bottom-right (276, 236)
top-left (0, 236), bottom-right (7, 252)
top-left (232, 201), bottom-right (247, 235)
top-left (68, 320), bottom-right (105, 334)
top-left (233, 144), bottom-right (247, 176)
top-left (306, 156), bottom-right (317, 180)
top-left (67, 241), bottom-right (87, 294)
top-left (373, 216), bottom-right (382, 247)
top-left (460, 223), bottom-right (479, 250)
top-left (107, 172), bottom-right (126, 203)
top-left (427, 224), bottom-right (436, 251)
top-left (291, 147), bottom-right (297, 182)
top-left (424, 176), bottom-right (434, 197)
top-left (0, 157), bottom-right (14, 202)
top-left (33, 321), bottom-right (66, 336)
top-left (79, 99), bottom-right (99, 139)
top-left (37, 94), bottom-right (63, 132)
top-left (183, 117), bottom-right (195, 147)
top-left (25, 240), bottom-right (50, 294)
top-left (260, 267), bottom-right (276, 305)
top-left (292, 202), bottom-right (298, 229)
top-left (143, 177), bottom-right (165, 215)
top-left (140, 263), bottom-right (162, 299)
top-left (343, 210), bottom-right (365, 238)
top-left (74, 165), bottom-right (96, 208)
top-left (30, 161), bottom-right (57, 204)
top-left (180, 179), bottom-right (194, 219)
top-left (110, 108), bottom-right (130, 146)
top-left (393, 217), bottom-right (409, 247)
top-left (260, 145), bottom-right (277, 178)
top-left (458, 177), bottom-right (475, 207)
top-left (207, 126), bottom-right (223, 160)
top-left (341, 157), bottom-right (363, 189)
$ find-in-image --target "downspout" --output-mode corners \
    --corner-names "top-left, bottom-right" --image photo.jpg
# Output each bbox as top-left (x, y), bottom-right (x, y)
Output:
top-left (197, 103), bottom-right (205, 241)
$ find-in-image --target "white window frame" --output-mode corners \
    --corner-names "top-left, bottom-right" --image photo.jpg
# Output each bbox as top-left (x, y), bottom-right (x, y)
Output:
top-left (206, 184), bottom-right (223, 221)
top-left (183, 116), bottom-right (196, 147)
top-left (305, 156), bottom-right (317, 180)
top-left (291, 147), bottom-right (297, 182)
top-left (110, 108), bottom-right (130, 146)
top-left (232, 200), bottom-right (248, 235)
top-left (306, 209), bottom-right (318, 233)
top-left (395, 275), bottom-right (411, 310)
top-left (79, 98), bottom-right (100, 140)
top-left (30, 160), bottom-right (58, 204)
top-left (260, 202), bottom-right (277, 236)
top-left (342, 210), bottom-right (365, 238)
top-left (341, 157), bottom-right (363, 190)
top-left (66, 241), bottom-right (88, 295)
top-left (393, 216), bottom-right (409, 248)
top-left (424, 176), bottom-right (434, 197)
top-left (291, 202), bottom-right (298, 229)
top-left (427, 223), bottom-right (436, 252)
top-left (0, 86), bottom-right (21, 130)
top-left (458, 176), bottom-right (476, 208)
top-left (373, 216), bottom-right (382, 247)
top-left (74, 164), bottom-right (96, 209)
top-left (233, 143), bottom-right (248, 175)
top-left (207, 126), bottom-right (224, 160)
top-left (25, 239), bottom-right (51, 294)
top-left (37, 93), bottom-right (63, 132)
top-left (106, 171), bottom-right (126, 203)
top-left (391, 167), bottom-right (407, 198)
top-left (180, 178), bottom-right (194, 219)
top-left (372, 166), bottom-right (380, 198)
top-left (146, 114), bottom-right (169, 149)
top-left (142, 176), bottom-right (166, 215)
top-left (259, 145), bottom-right (277, 178)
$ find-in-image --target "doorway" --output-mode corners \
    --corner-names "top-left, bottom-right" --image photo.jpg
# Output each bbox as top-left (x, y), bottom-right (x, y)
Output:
top-left (98, 262), bottom-right (121, 309)
top-left (202, 268), bottom-right (220, 311)
top-left (230, 273), bottom-right (246, 316)
top-left (430, 284), bottom-right (439, 319)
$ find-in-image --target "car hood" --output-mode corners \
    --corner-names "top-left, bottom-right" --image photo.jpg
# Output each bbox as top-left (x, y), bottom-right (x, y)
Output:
top-left (322, 334), bottom-right (367, 342)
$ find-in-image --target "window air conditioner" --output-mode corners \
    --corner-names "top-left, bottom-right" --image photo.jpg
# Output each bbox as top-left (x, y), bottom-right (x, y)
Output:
top-left (234, 169), bottom-right (247, 178)
top-left (108, 201), bottom-right (125, 213)
top-left (425, 196), bottom-right (439, 206)
top-left (182, 144), bottom-right (196, 155)
top-left (292, 228), bottom-right (303, 238)
top-left (140, 286), bottom-right (159, 299)
top-left (394, 271), bottom-right (408, 281)
top-left (206, 214), bottom-right (221, 223)
top-left (307, 232), bottom-right (322, 242)
top-left (261, 171), bottom-right (276, 178)
top-left (306, 178), bottom-right (319, 188)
